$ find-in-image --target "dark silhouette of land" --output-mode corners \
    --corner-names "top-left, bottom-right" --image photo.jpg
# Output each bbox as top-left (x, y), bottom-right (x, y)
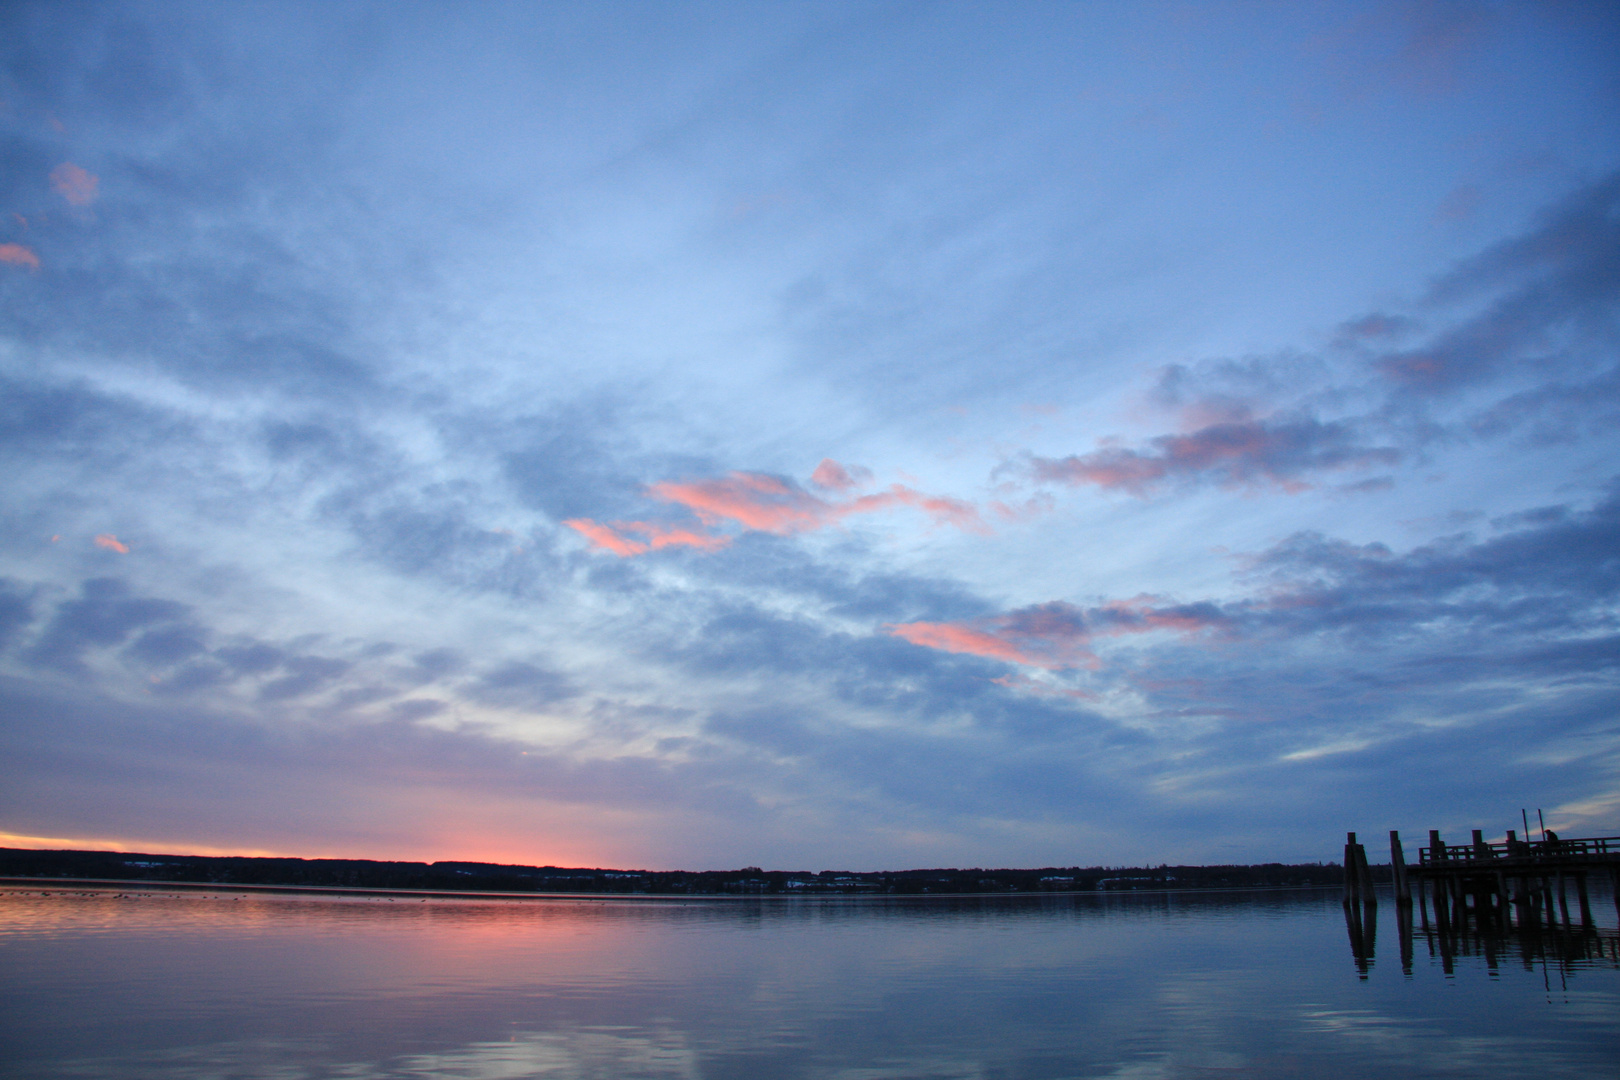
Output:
top-left (1, 847), bottom-right (1347, 895)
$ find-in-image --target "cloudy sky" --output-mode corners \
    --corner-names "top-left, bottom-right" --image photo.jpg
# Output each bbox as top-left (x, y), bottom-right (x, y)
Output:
top-left (2, 2), bottom-right (1617, 871)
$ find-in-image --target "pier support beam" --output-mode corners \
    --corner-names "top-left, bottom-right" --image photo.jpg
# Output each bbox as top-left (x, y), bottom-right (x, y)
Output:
top-left (1390, 831), bottom-right (1411, 905)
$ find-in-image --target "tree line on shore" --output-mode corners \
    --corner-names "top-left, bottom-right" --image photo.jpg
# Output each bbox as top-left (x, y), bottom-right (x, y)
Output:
top-left (0, 847), bottom-right (1359, 894)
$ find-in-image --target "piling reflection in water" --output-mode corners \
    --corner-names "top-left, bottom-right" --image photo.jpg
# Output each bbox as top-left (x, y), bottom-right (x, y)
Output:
top-left (1340, 831), bottom-right (1380, 979)
top-left (1345, 886), bottom-right (1620, 979)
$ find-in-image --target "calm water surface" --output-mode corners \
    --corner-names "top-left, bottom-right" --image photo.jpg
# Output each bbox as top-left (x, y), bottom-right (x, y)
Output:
top-left (2, 884), bottom-right (1616, 1079)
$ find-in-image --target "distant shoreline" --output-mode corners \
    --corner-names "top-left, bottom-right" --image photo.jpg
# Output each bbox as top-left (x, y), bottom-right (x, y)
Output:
top-left (0, 847), bottom-right (1352, 897)
top-left (1, 875), bottom-right (1345, 902)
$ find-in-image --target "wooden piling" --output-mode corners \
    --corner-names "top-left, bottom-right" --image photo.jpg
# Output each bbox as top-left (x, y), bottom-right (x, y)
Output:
top-left (1576, 872), bottom-right (1592, 927)
top-left (1343, 832), bottom-right (1359, 905)
top-left (1389, 830), bottom-right (1411, 904)
top-left (1355, 841), bottom-right (1376, 905)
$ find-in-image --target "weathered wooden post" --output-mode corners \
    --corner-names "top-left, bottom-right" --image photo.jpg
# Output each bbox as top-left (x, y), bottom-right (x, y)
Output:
top-left (1389, 830), bottom-right (1411, 905)
top-left (1576, 872), bottom-right (1592, 927)
top-left (1429, 830), bottom-right (1450, 934)
top-left (1343, 832), bottom-right (1360, 906)
top-left (1356, 840), bottom-right (1376, 907)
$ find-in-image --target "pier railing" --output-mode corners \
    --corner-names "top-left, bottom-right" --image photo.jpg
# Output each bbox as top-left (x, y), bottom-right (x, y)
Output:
top-left (1418, 836), bottom-right (1620, 867)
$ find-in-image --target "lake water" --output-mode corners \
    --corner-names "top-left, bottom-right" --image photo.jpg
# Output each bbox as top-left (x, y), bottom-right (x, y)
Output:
top-left (2, 884), bottom-right (1616, 1079)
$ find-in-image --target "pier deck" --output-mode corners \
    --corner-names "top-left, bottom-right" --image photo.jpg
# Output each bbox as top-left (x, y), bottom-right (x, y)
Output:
top-left (1343, 828), bottom-right (1620, 937)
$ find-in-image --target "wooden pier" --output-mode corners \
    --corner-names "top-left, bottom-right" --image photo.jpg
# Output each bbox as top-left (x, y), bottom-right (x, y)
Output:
top-left (1344, 828), bottom-right (1620, 930)
top-left (1341, 827), bottom-right (1620, 977)
top-left (1411, 829), bottom-right (1619, 933)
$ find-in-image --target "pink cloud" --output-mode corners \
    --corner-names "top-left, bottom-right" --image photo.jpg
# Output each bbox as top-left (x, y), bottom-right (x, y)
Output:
top-left (887, 622), bottom-right (1045, 666)
top-left (888, 597), bottom-right (1229, 670)
top-left (50, 162), bottom-right (98, 206)
top-left (883, 487), bottom-right (987, 533)
top-left (651, 470), bottom-right (987, 536)
top-left (94, 534), bottom-right (129, 553)
top-left (810, 458), bottom-right (872, 492)
top-left (989, 494), bottom-right (1055, 523)
top-left (564, 519), bottom-right (647, 557)
top-left (1027, 417), bottom-right (1399, 495)
top-left (888, 602), bottom-right (1095, 671)
top-left (652, 473), bottom-right (827, 534)
top-left (627, 522), bottom-right (731, 552)
top-left (564, 518), bottom-right (730, 557)
top-left (0, 243), bottom-right (40, 269)
top-left (1093, 596), bottom-right (1231, 636)
top-left (572, 466), bottom-right (988, 558)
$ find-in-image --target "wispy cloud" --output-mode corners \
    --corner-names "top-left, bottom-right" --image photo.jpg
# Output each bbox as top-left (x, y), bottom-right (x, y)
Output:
top-left (650, 472), bottom-right (829, 534)
top-left (0, 243), bottom-right (41, 269)
top-left (652, 470), bottom-right (986, 534)
top-left (1376, 175), bottom-right (1620, 392)
top-left (1025, 417), bottom-right (1400, 496)
top-left (570, 464), bottom-right (987, 556)
top-left (49, 162), bottom-right (99, 206)
top-left (887, 597), bottom-right (1230, 670)
top-left (810, 458), bottom-right (872, 492)
top-left (564, 518), bottom-right (731, 557)
top-left (93, 534), bottom-right (129, 553)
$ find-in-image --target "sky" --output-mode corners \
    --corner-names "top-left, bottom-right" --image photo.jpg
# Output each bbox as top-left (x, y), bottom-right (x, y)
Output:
top-left (1, 1), bottom-right (1618, 871)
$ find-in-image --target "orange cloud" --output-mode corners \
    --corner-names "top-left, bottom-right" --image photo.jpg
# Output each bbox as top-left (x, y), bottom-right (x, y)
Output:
top-left (94, 533), bottom-right (129, 553)
top-left (50, 162), bottom-right (98, 206)
top-left (0, 243), bottom-right (40, 269)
